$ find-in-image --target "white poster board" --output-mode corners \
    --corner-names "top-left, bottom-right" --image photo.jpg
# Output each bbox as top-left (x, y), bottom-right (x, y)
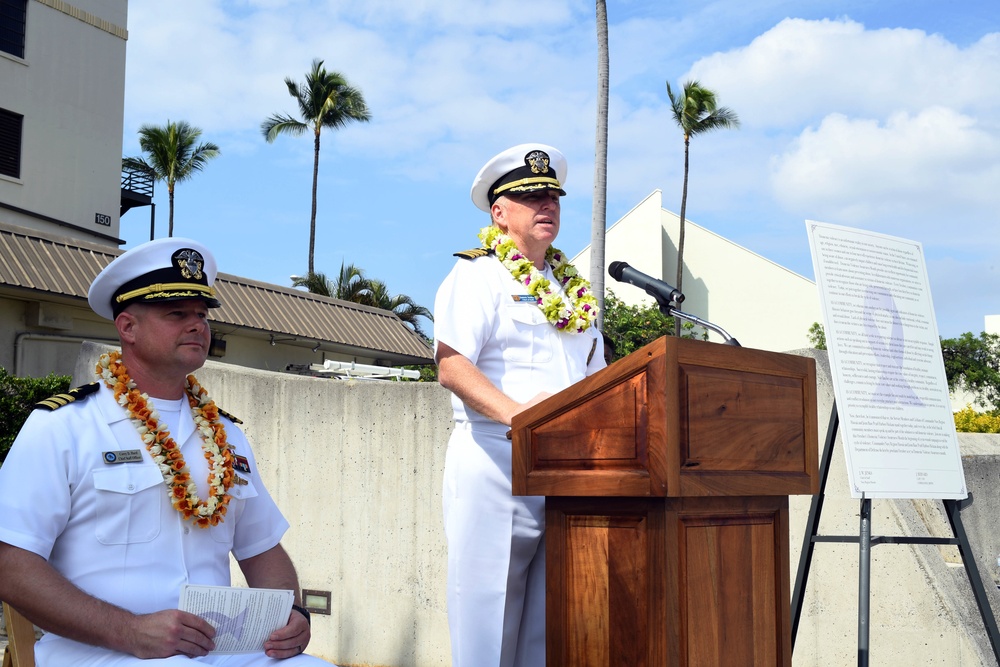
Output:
top-left (806, 220), bottom-right (966, 499)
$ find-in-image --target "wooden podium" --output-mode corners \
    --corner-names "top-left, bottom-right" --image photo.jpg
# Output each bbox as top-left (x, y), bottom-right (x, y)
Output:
top-left (511, 336), bottom-right (818, 666)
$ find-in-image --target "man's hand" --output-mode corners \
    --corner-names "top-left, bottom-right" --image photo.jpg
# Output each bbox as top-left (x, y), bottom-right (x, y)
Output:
top-left (516, 391), bottom-right (553, 417)
top-left (125, 609), bottom-right (216, 659)
top-left (263, 607), bottom-right (312, 659)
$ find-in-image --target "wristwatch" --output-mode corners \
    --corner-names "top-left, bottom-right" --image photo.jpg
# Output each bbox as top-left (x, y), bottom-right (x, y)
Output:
top-left (291, 603), bottom-right (312, 626)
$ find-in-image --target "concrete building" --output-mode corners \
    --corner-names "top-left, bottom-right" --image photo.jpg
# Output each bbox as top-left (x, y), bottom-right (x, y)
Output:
top-left (573, 190), bottom-right (823, 353)
top-left (0, 0), bottom-right (127, 245)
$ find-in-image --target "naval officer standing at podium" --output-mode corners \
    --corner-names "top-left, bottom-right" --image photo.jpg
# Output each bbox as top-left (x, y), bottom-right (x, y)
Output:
top-left (434, 143), bottom-right (606, 666)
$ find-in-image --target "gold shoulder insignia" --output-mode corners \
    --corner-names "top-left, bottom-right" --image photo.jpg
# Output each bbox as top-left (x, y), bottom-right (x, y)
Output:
top-left (33, 382), bottom-right (101, 411)
top-left (218, 407), bottom-right (243, 424)
top-left (454, 248), bottom-right (493, 260)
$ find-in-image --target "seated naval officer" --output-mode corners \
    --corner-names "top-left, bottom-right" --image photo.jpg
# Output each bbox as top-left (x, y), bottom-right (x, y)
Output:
top-left (0, 237), bottom-right (332, 666)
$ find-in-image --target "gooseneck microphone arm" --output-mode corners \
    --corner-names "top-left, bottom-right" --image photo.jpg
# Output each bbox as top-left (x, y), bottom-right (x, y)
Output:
top-left (608, 260), bottom-right (741, 347)
top-left (666, 308), bottom-right (741, 346)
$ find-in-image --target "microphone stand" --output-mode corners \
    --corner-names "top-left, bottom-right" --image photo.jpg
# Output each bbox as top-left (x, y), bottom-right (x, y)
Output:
top-left (656, 301), bottom-right (741, 347)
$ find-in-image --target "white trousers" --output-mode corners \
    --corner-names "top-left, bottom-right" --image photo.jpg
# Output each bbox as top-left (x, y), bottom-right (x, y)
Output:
top-left (35, 636), bottom-right (333, 666)
top-left (443, 422), bottom-right (546, 667)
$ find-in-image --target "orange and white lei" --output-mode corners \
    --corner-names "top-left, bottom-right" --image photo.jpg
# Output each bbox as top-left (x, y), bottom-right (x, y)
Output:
top-left (96, 351), bottom-right (235, 527)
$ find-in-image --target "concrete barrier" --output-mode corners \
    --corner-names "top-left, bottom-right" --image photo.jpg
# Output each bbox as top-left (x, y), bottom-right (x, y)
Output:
top-left (66, 342), bottom-right (1000, 666)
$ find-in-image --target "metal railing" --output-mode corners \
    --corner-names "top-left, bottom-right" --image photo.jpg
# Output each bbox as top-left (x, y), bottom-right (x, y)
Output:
top-left (121, 165), bottom-right (153, 197)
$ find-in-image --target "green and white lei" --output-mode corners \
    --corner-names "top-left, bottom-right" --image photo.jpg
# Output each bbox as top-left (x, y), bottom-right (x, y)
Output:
top-left (479, 225), bottom-right (599, 334)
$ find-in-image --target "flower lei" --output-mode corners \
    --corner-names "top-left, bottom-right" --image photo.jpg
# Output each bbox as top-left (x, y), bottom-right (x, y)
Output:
top-left (96, 351), bottom-right (235, 528)
top-left (479, 225), bottom-right (599, 333)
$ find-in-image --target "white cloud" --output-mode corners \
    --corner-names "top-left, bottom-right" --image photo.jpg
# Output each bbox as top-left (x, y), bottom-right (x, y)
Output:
top-left (688, 18), bottom-right (1000, 127)
top-left (771, 107), bottom-right (1000, 241)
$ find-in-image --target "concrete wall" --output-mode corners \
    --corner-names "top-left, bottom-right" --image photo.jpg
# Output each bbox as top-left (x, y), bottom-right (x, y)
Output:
top-left (66, 342), bottom-right (1000, 667)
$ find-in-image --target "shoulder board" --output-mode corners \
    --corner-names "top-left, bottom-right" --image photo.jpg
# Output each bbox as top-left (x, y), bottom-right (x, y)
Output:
top-left (33, 382), bottom-right (101, 411)
top-left (218, 407), bottom-right (243, 424)
top-left (453, 248), bottom-right (494, 260)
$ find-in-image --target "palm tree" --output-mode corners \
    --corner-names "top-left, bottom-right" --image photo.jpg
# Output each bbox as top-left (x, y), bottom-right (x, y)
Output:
top-left (291, 271), bottom-right (334, 298)
top-left (330, 261), bottom-right (371, 302)
top-left (590, 0), bottom-right (609, 329)
top-left (291, 262), bottom-right (370, 301)
top-left (123, 120), bottom-right (220, 237)
top-left (292, 264), bottom-right (433, 338)
top-left (261, 59), bottom-right (372, 274)
top-left (666, 80), bottom-right (739, 335)
top-left (363, 278), bottom-right (434, 339)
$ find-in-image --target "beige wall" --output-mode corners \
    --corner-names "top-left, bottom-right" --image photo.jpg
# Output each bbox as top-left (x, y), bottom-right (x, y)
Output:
top-left (66, 342), bottom-right (1000, 666)
top-left (0, 295), bottom-right (119, 376)
top-left (574, 190), bottom-right (822, 352)
top-left (0, 290), bottom-right (408, 381)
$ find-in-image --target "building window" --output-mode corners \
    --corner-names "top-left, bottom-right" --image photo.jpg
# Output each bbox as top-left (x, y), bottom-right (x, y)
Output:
top-left (0, 108), bottom-right (23, 178)
top-left (0, 0), bottom-right (28, 59)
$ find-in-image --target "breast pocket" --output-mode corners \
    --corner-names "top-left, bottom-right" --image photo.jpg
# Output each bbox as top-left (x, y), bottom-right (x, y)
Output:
top-left (209, 477), bottom-right (259, 544)
top-left (92, 465), bottom-right (164, 545)
top-left (501, 303), bottom-right (553, 365)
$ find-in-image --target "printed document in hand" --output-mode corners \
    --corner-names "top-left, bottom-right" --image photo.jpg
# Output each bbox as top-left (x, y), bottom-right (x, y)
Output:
top-left (179, 584), bottom-right (294, 654)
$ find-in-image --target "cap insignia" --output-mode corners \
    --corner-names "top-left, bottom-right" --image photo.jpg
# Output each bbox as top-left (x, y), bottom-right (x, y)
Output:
top-left (525, 150), bottom-right (550, 175)
top-left (174, 249), bottom-right (205, 280)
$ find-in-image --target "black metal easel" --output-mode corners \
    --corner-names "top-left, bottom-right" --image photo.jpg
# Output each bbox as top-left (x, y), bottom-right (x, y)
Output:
top-left (790, 401), bottom-right (1000, 665)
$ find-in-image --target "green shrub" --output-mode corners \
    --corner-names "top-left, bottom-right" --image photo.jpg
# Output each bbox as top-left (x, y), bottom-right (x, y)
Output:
top-left (808, 322), bottom-right (826, 350)
top-left (953, 405), bottom-right (1000, 433)
top-left (942, 332), bottom-right (1000, 411)
top-left (0, 367), bottom-right (72, 464)
top-left (601, 290), bottom-right (706, 361)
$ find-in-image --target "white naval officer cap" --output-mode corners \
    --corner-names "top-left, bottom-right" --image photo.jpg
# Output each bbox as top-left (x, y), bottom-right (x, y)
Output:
top-left (88, 237), bottom-right (221, 320)
top-left (470, 143), bottom-right (568, 212)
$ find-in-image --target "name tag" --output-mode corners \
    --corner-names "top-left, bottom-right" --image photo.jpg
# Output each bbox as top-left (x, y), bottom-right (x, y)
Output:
top-left (233, 475), bottom-right (249, 486)
top-left (103, 449), bottom-right (143, 464)
top-left (510, 294), bottom-right (536, 303)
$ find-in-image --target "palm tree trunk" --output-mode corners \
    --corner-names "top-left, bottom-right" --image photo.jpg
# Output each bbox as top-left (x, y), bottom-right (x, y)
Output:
top-left (309, 129), bottom-right (321, 275)
top-left (674, 136), bottom-right (690, 336)
top-left (590, 0), bottom-right (609, 330)
top-left (168, 185), bottom-right (175, 238)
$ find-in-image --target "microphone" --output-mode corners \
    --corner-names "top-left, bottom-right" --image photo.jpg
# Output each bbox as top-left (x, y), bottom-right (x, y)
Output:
top-left (608, 261), bottom-right (685, 306)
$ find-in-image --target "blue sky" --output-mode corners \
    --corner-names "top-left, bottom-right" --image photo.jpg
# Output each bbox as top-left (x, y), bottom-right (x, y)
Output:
top-left (120, 0), bottom-right (1000, 341)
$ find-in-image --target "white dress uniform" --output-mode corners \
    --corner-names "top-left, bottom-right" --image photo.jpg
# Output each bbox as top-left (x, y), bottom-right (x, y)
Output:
top-left (0, 382), bottom-right (329, 667)
top-left (434, 252), bottom-right (605, 667)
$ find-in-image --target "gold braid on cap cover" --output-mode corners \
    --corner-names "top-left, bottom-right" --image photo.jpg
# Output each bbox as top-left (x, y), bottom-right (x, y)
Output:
top-left (492, 176), bottom-right (562, 197)
top-left (115, 282), bottom-right (216, 304)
